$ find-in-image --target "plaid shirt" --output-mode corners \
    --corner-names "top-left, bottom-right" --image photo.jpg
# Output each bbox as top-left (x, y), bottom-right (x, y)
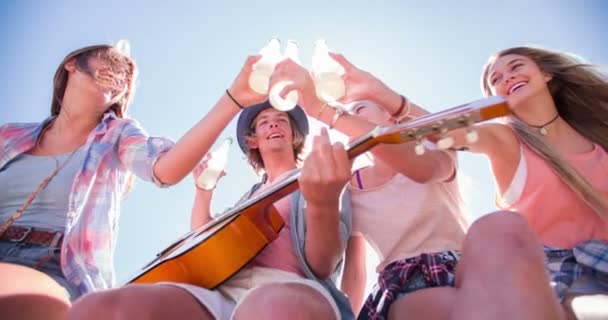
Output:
top-left (545, 239), bottom-right (608, 301)
top-left (0, 112), bottom-right (174, 295)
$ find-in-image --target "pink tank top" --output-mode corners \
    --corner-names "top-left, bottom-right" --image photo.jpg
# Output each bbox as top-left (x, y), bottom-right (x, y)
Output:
top-left (249, 180), bottom-right (304, 276)
top-left (505, 143), bottom-right (608, 248)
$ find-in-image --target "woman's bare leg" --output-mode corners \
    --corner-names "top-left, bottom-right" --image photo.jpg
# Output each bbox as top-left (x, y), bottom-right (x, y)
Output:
top-left (66, 284), bottom-right (216, 320)
top-left (385, 211), bottom-right (565, 320)
top-left (450, 211), bottom-right (565, 320)
top-left (233, 283), bottom-right (336, 320)
top-left (0, 262), bottom-right (70, 320)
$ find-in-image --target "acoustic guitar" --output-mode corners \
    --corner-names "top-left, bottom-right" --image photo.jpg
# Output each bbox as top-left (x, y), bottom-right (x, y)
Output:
top-left (126, 96), bottom-right (510, 289)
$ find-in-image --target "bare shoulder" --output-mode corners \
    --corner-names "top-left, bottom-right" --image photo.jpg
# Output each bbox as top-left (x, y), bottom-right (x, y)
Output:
top-left (472, 122), bottom-right (519, 157)
top-left (477, 123), bottom-right (524, 193)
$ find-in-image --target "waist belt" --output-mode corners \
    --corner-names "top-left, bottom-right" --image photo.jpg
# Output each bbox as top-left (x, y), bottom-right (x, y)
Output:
top-left (0, 226), bottom-right (64, 247)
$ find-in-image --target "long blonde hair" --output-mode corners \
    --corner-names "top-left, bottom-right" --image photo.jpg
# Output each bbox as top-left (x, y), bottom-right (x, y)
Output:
top-left (481, 46), bottom-right (608, 219)
top-left (51, 44), bottom-right (138, 118)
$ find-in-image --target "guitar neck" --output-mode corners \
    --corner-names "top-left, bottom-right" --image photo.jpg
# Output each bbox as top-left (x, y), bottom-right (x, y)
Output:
top-left (201, 96), bottom-right (509, 229)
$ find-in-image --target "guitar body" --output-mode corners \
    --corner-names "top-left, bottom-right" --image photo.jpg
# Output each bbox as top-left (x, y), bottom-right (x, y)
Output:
top-left (129, 204), bottom-right (284, 289)
top-left (126, 96), bottom-right (510, 289)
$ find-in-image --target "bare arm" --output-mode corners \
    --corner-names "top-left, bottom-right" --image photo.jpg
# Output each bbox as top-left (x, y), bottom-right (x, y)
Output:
top-left (191, 189), bottom-right (213, 230)
top-left (153, 56), bottom-right (265, 185)
top-left (270, 58), bottom-right (454, 184)
top-left (189, 154), bottom-right (228, 230)
top-left (341, 235), bottom-right (368, 315)
top-left (301, 129), bottom-right (353, 279)
top-left (444, 122), bottom-right (521, 194)
top-left (317, 103), bottom-right (455, 183)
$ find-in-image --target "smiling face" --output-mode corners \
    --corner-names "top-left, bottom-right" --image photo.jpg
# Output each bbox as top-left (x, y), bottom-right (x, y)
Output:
top-left (484, 54), bottom-right (552, 111)
top-left (249, 108), bottom-right (295, 154)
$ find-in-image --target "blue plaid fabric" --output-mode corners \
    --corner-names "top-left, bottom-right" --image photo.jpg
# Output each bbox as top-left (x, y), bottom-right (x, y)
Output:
top-left (545, 239), bottom-right (608, 301)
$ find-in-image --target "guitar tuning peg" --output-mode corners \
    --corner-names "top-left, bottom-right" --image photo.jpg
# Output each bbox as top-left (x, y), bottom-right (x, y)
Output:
top-left (415, 142), bottom-right (426, 155)
top-left (466, 129), bottom-right (479, 144)
top-left (434, 124), bottom-right (454, 150)
top-left (463, 117), bottom-right (480, 144)
top-left (437, 136), bottom-right (454, 150)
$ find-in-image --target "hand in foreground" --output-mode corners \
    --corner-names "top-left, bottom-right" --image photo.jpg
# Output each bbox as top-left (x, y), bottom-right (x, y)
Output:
top-left (298, 128), bottom-right (352, 208)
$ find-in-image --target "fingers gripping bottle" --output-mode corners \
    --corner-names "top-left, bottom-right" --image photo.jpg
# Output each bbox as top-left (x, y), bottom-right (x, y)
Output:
top-left (248, 38), bottom-right (282, 95)
top-left (269, 39), bottom-right (300, 111)
top-left (196, 138), bottom-right (232, 190)
top-left (311, 39), bottom-right (346, 103)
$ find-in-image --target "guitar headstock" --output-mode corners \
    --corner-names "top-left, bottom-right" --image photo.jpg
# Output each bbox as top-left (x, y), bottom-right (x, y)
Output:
top-left (346, 96), bottom-right (510, 158)
top-left (384, 96), bottom-right (509, 153)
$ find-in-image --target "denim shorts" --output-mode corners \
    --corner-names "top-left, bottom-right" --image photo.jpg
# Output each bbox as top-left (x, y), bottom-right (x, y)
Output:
top-left (0, 240), bottom-right (81, 300)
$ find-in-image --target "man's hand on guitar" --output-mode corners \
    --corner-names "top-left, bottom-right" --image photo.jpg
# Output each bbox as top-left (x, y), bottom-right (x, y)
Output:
top-left (298, 128), bottom-right (352, 211)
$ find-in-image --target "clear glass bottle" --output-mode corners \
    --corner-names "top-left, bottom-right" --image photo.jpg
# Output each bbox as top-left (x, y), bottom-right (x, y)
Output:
top-left (196, 138), bottom-right (232, 190)
top-left (249, 38), bottom-right (282, 95)
top-left (269, 39), bottom-right (300, 111)
top-left (311, 39), bottom-right (346, 103)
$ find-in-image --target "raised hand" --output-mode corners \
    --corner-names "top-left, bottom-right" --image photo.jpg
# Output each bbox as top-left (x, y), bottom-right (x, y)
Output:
top-left (192, 152), bottom-right (227, 191)
top-left (227, 55), bottom-right (268, 108)
top-left (269, 58), bottom-right (326, 118)
top-left (329, 53), bottom-right (402, 112)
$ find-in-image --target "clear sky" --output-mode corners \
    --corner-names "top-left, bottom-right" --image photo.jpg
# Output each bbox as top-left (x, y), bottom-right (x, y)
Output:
top-left (1, 0), bottom-right (607, 295)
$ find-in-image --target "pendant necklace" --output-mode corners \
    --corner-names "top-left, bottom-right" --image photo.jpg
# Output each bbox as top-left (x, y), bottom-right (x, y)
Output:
top-left (529, 113), bottom-right (560, 136)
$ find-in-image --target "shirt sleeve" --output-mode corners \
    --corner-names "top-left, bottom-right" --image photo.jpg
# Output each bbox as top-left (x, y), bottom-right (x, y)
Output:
top-left (117, 119), bottom-right (176, 188)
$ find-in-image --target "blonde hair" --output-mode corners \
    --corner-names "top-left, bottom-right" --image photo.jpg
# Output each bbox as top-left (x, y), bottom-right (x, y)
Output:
top-left (243, 113), bottom-right (307, 174)
top-left (481, 46), bottom-right (608, 219)
top-left (51, 44), bottom-right (138, 118)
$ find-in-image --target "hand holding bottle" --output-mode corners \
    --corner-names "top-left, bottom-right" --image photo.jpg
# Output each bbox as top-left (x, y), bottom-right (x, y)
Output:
top-left (249, 38), bottom-right (283, 95)
top-left (194, 138), bottom-right (232, 191)
top-left (227, 54), bottom-right (269, 109)
top-left (326, 52), bottom-right (402, 112)
top-left (311, 39), bottom-right (346, 103)
top-left (270, 55), bottom-right (324, 118)
top-left (268, 40), bottom-right (300, 111)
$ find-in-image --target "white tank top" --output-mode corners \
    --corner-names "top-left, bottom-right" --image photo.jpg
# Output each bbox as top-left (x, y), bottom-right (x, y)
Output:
top-left (348, 169), bottom-right (468, 272)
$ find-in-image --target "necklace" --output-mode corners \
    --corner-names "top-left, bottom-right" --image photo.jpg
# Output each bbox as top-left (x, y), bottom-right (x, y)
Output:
top-left (0, 120), bottom-right (81, 235)
top-left (528, 113), bottom-right (560, 136)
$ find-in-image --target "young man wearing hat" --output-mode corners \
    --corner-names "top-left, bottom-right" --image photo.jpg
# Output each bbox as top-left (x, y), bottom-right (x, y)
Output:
top-left (185, 100), bottom-right (355, 320)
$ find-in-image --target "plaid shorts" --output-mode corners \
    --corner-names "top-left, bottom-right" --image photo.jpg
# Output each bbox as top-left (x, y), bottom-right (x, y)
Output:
top-left (358, 250), bottom-right (460, 320)
top-left (545, 239), bottom-right (608, 302)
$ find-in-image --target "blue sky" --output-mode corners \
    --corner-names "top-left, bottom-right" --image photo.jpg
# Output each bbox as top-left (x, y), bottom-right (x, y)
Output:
top-left (2, 0), bottom-right (607, 294)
